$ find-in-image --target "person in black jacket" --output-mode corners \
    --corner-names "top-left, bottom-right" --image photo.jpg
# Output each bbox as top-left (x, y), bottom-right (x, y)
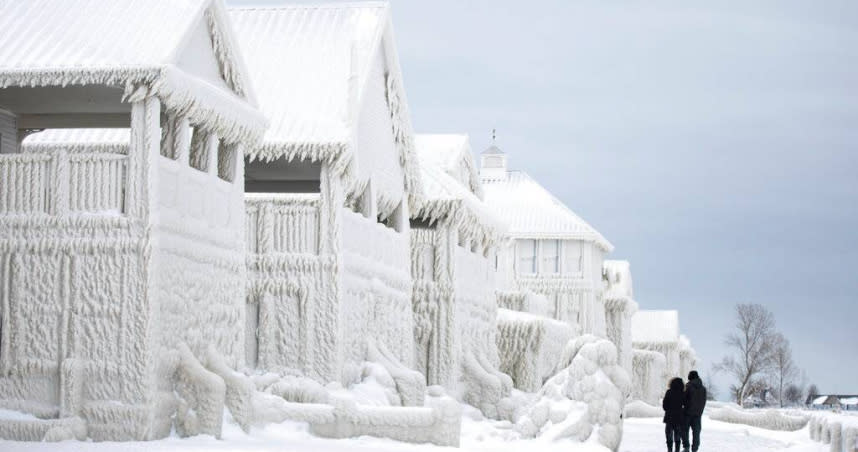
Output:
top-left (684, 370), bottom-right (708, 452)
top-left (663, 377), bottom-right (688, 452)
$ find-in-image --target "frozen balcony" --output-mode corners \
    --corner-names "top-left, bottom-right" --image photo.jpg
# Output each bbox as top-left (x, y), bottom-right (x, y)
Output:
top-left (0, 148), bottom-right (127, 216)
top-left (245, 193), bottom-right (321, 256)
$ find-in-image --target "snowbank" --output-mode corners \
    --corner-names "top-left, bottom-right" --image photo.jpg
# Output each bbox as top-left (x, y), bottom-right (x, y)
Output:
top-left (513, 335), bottom-right (631, 452)
top-left (623, 400), bottom-right (663, 419)
top-left (707, 406), bottom-right (808, 431)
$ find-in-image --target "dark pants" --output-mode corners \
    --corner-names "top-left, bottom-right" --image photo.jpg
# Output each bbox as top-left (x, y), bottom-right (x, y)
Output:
top-left (665, 422), bottom-right (686, 451)
top-left (685, 415), bottom-right (702, 451)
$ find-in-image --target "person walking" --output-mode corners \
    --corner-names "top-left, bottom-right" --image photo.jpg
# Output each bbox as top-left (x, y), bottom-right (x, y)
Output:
top-left (684, 370), bottom-right (708, 452)
top-left (663, 377), bottom-right (688, 452)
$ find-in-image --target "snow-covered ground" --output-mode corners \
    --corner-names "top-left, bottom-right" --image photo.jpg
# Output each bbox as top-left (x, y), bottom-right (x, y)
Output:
top-left (0, 412), bottom-right (829, 452)
top-left (620, 417), bottom-right (825, 452)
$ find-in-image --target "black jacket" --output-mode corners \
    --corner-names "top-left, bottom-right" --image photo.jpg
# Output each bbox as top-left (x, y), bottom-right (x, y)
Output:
top-left (684, 377), bottom-right (707, 417)
top-left (662, 387), bottom-right (685, 424)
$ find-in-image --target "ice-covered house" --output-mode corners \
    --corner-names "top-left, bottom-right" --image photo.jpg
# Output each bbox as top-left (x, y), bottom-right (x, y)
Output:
top-left (631, 310), bottom-right (680, 404)
top-left (410, 134), bottom-right (512, 417)
top-left (481, 143), bottom-right (614, 335)
top-left (229, 4), bottom-right (423, 393)
top-left (602, 260), bottom-right (639, 374)
top-left (0, 0), bottom-right (265, 440)
top-left (479, 142), bottom-right (613, 391)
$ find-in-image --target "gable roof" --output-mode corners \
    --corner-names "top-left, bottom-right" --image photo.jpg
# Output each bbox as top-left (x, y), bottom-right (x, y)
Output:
top-left (0, 0), bottom-right (265, 144)
top-left (632, 310), bottom-right (680, 345)
top-left (415, 134), bottom-right (483, 199)
top-left (229, 2), bottom-right (421, 200)
top-left (413, 134), bottom-right (505, 245)
top-left (481, 171), bottom-right (613, 251)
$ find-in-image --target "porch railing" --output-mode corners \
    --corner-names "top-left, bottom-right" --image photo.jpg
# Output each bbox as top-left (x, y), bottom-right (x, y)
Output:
top-left (0, 150), bottom-right (127, 216)
top-left (245, 194), bottom-right (321, 255)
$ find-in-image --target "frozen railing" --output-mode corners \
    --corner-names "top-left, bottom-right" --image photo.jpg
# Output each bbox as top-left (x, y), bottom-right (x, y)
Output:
top-left (341, 208), bottom-right (408, 270)
top-left (0, 150), bottom-right (127, 216)
top-left (0, 153), bottom-right (51, 214)
top-left (245, 194), bottom-right (321, 255)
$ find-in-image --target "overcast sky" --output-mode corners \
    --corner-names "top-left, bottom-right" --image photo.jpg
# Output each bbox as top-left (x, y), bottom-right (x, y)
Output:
top-left (232, 0), bottom-right (858, 396)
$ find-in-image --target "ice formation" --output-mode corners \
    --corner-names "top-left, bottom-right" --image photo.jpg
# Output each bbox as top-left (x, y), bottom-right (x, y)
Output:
top-left (514, 335), bottom-right (631, 452)
top-left (630, 310), bottom-right (682, 402)
top-left (622, 400), bottom-right (663, 418)
top-left (602, 260), bottom-right (639, 375)
top-left (808, 413), bottom-right (858, 452)
top-left (707, 406), bottom-right (808, 431)
top-left (677, 334), bottom-right (698, 379)
top-left (630, 349), bottom-right (667, 405)
top-left (0, 0), bottom-right (703, 447)
top-left (496, 309), bottom-right (574, 392)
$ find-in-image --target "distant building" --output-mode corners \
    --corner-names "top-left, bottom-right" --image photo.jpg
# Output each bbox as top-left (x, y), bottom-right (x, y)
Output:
top-left (807, 395), bottom-right (858, 411)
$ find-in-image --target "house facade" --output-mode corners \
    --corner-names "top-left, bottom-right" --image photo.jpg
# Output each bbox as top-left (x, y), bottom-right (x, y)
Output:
top-left (481, 144), bottom-right (614, 337)
top-left (0, 0), bottom-right (266, 440)
top-left (479, 143), bottom-right (612, 391)
top-left (410, 134), bottom-right (512, 417)
top-left (229, 4), bottom-right (423, 393)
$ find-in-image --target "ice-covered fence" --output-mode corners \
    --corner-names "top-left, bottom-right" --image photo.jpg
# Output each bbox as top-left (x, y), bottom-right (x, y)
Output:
top-left (707, 406), bottom-right (808, 431)
top-left (245, 194), bottom-right (321, 255)
top-left (0, 153), bottom-right (51, 214)
top-left (68, 153), bottom-right (126, 213)
top-left (0, 150), bottom-right (127, 215)
top-left (809, 413), bottom-right (858, 452)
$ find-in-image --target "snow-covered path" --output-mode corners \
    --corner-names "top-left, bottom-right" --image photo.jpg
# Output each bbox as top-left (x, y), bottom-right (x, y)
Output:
top-left (0, 415), bottom-right (827, 452)
top-left (621, 417), bottom-right (825, 452)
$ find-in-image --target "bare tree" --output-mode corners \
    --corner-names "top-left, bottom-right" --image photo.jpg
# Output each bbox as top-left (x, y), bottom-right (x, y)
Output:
top-left (716, 304), bottom-right (777, 407)
top-left (770, 333), bottom-right (799, 407)
top-left (784, 384), bottom-right (803, 406)
top-left (806, 383), bottom-right (820, 405)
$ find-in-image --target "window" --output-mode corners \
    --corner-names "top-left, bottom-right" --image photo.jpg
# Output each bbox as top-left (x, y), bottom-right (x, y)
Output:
top-left (542, 239), bottom-right (560, 274)
top-left (517, 239), bottom-right (537, 274)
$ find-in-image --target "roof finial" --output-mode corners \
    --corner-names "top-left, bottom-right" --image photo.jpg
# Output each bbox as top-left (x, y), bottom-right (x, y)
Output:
top-left (492, 128), bottom-right (496, 143)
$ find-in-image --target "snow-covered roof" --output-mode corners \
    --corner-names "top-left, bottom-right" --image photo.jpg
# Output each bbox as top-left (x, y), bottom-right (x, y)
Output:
top-left (413, 134), bottom-right (505, 244)
top-left (812, 396), bottom-right (829, 405)
top-left (631, 310), bottom-right (680, 345)
top-left (842, 397), bottom-right (858, 406)
top-left (414, 134), bottom-right (483, 199)
top-left (481, 171), bottom-right (613, 251)
top-left (0, 0), bottom-right (265, 144)
top-left (229, 2), bottom-right (421, 201)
